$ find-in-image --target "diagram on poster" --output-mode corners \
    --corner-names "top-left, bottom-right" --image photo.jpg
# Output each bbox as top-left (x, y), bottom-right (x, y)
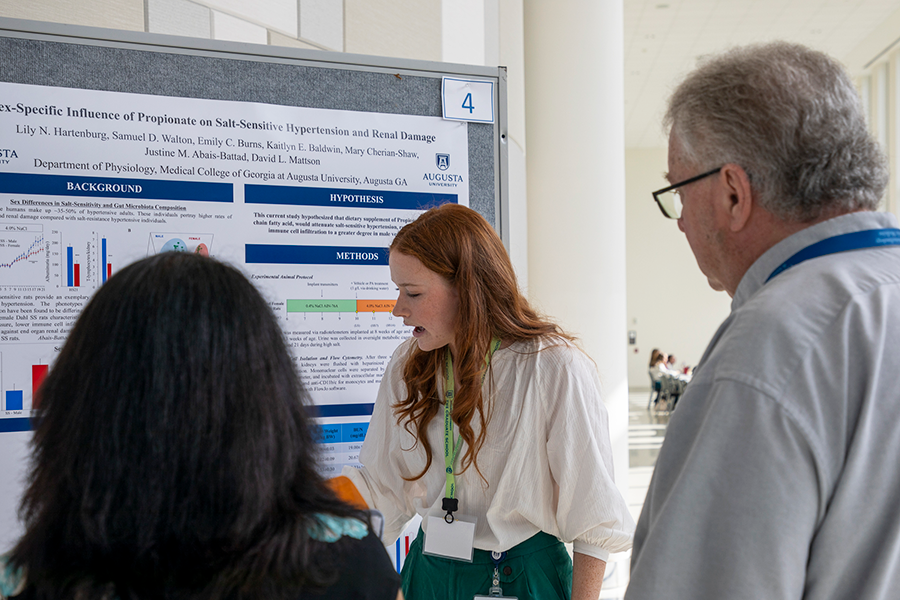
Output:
top-left (0, 81), bottom-right (470, 475)
top-left (147, 232), bottom-right (214, 255)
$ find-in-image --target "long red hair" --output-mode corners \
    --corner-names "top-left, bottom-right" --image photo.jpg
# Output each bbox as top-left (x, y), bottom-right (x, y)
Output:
top-left (390, 204), bottom-right (570, 481)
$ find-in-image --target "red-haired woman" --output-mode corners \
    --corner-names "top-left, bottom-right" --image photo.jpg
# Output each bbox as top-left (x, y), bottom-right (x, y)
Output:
top-left (342, 204), bottom-right (633, 600)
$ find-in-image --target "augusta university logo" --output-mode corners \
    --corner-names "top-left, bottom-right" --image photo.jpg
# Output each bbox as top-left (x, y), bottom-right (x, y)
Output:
top-left (426, 153), bottom-right (462, 187)
top-left (0, 148), bottom-right (18, 164)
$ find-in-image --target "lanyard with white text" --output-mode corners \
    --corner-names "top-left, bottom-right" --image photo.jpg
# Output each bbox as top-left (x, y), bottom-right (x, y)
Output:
top-left (442, 337), bottom-right (502, 523)
top-left (766, 228), bottom-right (900, 283)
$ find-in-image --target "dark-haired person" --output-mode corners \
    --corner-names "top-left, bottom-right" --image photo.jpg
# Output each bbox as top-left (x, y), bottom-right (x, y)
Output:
top-left (0, 252), bottom-right (401, 600)
top-left (341, 204), bottom-right (634, 600)
top-left (665, 354), bottom-right (677, 371)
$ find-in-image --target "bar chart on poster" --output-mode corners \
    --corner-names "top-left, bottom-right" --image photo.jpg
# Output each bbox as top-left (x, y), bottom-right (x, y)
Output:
top-left (0, 347), bottom-right (54, 430)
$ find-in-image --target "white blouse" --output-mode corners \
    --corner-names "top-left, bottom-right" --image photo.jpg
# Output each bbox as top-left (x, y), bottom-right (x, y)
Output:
top-left (343, 336), bottom-right (634, 561)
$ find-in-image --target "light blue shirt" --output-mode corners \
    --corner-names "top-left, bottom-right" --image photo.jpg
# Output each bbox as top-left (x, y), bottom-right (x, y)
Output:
top-left (628, 211), bottom-right (900, 599)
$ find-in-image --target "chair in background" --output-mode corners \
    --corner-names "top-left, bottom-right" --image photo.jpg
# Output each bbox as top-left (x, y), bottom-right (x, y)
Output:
top-left (648, 373), bottom-right (664, 410)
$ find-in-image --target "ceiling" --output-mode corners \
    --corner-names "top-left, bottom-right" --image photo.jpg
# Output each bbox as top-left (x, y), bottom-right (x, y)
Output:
top-left (624, 0), bottom-right (900, 147)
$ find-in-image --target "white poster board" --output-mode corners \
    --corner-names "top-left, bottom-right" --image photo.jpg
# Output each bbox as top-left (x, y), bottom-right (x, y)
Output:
top-left (0, 81), bottom-right (469, 548)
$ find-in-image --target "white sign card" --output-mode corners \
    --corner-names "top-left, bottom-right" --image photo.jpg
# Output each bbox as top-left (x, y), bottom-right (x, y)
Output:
top-left (442, 77), bottom-right (495, 124)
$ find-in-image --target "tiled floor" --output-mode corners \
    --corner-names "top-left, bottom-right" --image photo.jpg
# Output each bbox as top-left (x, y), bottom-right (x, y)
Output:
top-left (599, 391), bottom-right (672, 598)
top-left (627, 390), bottom-right (670, 525)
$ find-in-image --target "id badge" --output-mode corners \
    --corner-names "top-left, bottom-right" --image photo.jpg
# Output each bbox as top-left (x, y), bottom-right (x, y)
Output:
top-left (422, 513), bottom-right (477, 561)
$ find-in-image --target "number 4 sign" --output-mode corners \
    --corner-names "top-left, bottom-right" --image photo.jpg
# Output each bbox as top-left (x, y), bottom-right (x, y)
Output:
top-left (442, 77), bottom-right (495, 123)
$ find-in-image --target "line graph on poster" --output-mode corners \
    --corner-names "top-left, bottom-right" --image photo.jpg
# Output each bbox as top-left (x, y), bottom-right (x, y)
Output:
top-left (0, 222), bottom-right (49, 291)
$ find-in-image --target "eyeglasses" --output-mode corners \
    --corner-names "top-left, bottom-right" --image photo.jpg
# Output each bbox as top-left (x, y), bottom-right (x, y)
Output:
top-left (652, 167), bottom-right (722, 219)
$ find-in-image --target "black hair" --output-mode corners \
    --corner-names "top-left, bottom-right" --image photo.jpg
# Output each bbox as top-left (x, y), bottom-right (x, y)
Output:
top-left (9, 252), bottom-right (359, 600)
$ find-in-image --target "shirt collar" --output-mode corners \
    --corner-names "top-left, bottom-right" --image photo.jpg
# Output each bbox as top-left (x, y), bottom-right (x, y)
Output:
top-left (731, 210), bottom-right (900, 311)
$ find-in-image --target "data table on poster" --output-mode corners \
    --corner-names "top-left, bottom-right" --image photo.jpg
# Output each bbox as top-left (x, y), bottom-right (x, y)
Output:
top-left (315, 422), bottom-right (370, 477)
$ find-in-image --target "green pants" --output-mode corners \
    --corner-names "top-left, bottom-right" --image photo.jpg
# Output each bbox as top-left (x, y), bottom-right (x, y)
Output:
top-left (401, 528), bottom-right (573, 600)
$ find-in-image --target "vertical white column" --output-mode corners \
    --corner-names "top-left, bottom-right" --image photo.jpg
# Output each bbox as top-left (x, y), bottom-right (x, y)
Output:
top-left (497, 0), bottom-right (529, 290)
top-left (441, 0), bottom-right (486, 65)
top-left (442, 0), bottom-right (531, 289)
top-left (523, 0), bottom-right (629, 500)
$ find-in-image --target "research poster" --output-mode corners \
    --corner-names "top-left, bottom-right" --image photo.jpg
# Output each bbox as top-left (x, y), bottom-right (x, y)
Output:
top-left (0, 82), bottom-right (469, 481)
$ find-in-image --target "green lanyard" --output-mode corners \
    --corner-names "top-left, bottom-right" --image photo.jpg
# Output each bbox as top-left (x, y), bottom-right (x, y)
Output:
top-left (442, 337), bottom-right (501, 522)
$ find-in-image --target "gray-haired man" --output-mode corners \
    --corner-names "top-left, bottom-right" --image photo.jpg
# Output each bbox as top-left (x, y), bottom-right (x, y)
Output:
top-left (627, 42), bottom-right (900, 599)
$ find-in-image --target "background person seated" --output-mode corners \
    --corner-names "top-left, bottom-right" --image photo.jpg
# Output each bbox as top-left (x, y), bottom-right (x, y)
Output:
top-left (666, 353), bottom-right (678, 371)
top-left (649, 349), bottom-right (688, 410)
top-left (0, 252), bottom-right (401, 600)
top-left (666, 354), bottom-right (692, 376)
top-left (648, 348), bottom-right (666, 379)
top-left (647, 349), bottom-right (667, 409)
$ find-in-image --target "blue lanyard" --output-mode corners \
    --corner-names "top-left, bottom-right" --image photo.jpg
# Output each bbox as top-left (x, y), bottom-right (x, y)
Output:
top-left (766, 228), bottom-right (900, 283)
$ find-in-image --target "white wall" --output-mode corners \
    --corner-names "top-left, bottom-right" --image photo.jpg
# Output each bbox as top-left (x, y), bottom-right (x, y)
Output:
top-left (624, 147), bottom-right (732, 388)
top-left (0, 0), bottom-right (143, 30)
top-left (345, 0), bottom-right (441, 59)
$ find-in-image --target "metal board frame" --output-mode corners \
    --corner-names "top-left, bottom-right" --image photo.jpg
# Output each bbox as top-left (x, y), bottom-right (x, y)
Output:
top-left (0, 16), bottom-right (509, 243)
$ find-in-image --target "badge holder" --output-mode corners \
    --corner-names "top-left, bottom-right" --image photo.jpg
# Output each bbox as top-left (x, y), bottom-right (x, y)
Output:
top-left (473, 551), bottom-right (517, 599)
top-left (422, 499), bottom-right (477, 562)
